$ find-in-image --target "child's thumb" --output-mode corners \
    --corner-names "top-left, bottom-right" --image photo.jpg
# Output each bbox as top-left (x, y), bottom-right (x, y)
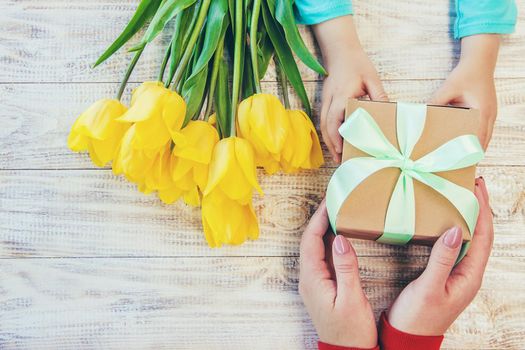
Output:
top-left (365, 77), bottom-right (389, 102)
top-left (430, 85), bottom-right (456, 105)
top-left (332, 235), bottom-right (362, 302)
top-left (420, 226), bottom-right (463, 287)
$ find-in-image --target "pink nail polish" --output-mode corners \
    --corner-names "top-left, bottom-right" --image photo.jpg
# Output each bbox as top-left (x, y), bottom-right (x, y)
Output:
top-left (443, 227), bottom-right (462, 248)
top-left (334, 235), bottom-right (350, 255)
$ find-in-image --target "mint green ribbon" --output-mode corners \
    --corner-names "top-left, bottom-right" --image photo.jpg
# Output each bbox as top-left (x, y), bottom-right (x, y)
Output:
top-left (326, 102), bottom-right (484, 260)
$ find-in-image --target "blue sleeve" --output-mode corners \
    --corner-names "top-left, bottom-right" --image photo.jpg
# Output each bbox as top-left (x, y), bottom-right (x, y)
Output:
top-left (293, 0), bottom-right (353, 25)
top-left (454, 0), bottom-right (517, 39)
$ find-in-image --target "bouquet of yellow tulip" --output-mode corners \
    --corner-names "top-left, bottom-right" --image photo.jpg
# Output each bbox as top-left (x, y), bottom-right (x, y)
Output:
top-left (68, 0), bottom-right (325, 247)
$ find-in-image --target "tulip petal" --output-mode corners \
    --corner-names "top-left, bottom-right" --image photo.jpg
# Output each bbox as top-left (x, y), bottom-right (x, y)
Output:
top-left (183, 186), bottom-right (201, 207)
top-left (87, 142), bottom-right (106, 167)
top-left (234, 138), bottom-right (263, 195)
top-left (158, 185), bottom-right (183, 204)
top-left (172, 121), bottom-right (219, 164)
top-left (237, 94), bottom-right (289, 157)
top-left (162, 91), bottom-right (186, 137)
top-left (204, 138), bottom-right (234, 195)
top-left (67, 129), bottom-right (89, 152)
top-left (201, 192), bottom-right (259, 247)
top-left (118, 84), bottom-right (164, 123)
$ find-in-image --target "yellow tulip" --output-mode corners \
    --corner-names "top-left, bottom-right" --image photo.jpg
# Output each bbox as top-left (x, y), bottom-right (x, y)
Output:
top-left (201, 190), bottom-right (259, 247)
top-left (112, 125), bottom-right (161, 185)
top-left (280, 110), bottom-right (324, 173)
top-left (201, 136), bottom-right (262, 247)
top-left (237, 93), bottom-right (289, 174)
top-left (170, 120), bottom-right (220, 206)
top-left (118, 81), bottom-right (186, 149)
top-left (204, 137), bottom-right (263, 203)
top-left (142, 142), bottom-right (173, 192)
top-left (141, 143), bottom-right (189, 205)
top-left (67, 98), bottom-right (129, 167)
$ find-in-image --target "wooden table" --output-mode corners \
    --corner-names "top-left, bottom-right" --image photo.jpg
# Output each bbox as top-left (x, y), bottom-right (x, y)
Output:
top-left (1, 1), bottom-right (524, 349)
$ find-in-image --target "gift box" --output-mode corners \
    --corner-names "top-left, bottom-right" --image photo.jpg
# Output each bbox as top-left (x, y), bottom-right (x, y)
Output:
top-left (326, 99), bottom-right (484, 249)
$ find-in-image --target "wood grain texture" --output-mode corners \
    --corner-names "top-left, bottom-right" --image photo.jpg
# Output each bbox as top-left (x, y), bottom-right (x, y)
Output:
top-left (1, 0), bottom-right (524, 348)
top-left (0, 166), bottom-right (523, 259)
top-left (1, 0), bottom-right (524, 83)
top-left (1, 79), bottom-right (524, 170)
top-left (0, 257), bottom-right (523, 350)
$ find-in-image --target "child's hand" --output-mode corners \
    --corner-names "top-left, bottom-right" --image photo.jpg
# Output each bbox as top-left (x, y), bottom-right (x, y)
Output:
top-left (387, 177), bottom-right (493, 336)
top-left (431, 35), bottom-right (501, 150)
top-left (313, 16), bottom-right (388, 163)
top-left (299, 200), bottom-right (378, 348)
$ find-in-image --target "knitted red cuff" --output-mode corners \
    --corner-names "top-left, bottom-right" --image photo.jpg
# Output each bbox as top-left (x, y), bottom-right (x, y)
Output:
top-left (379, 312), bottom-right (444, 350)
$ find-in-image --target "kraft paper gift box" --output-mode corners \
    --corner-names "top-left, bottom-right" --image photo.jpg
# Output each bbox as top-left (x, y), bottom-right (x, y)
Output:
top-left (326, 99), bottom-right (484, 247)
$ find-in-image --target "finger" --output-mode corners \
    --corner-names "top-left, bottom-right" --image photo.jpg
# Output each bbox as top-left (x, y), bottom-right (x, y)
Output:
top-left (452, 177), bottom-right (494, 282)
top-left (429, 84), bottom-right (457, 106)
top-left (365, 76), bottom-right (389, 101)
top-left (331, 235), bottom-right (363, 305)
top-left (324, 232), bottom-right (336, 280)
top-left (300, 199), bottom-right (330, 272)
top-left (478, 108), bottom-right (497, 151)
top-left (326, 99), bottom-right (346, 162)
top-left (320, 96), bottom-right (337, 162)
top-left (419, 226), bottom-right (463, 287)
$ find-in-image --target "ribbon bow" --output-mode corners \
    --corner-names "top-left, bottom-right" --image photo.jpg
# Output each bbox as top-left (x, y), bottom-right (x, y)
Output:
top-left (326, 102), bottom-right (484, 258)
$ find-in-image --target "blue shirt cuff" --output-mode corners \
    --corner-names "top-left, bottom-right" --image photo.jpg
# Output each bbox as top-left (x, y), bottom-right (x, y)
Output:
top-left (294, 2), bottom-right (353, 25)
top-left (455, 22), bottom-right (517, 39)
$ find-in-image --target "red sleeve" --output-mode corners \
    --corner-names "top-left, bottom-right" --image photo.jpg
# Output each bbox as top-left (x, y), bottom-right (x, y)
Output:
top-left (318, 341), bottom-right (379, 350)
top-left (379, 312), bottom-right (444, 350)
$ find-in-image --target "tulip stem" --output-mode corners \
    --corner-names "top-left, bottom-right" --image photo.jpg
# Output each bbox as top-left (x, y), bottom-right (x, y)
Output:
top-left (204, 37), bottom-right (224, 121)
top-left (171, 0), bottom-right (211, 91)
top-left (158, 42), bottom-right (172, 83)
top-left (230, 0), bottom-right (244, 137)
top-left (275, 56), bottom-right (290, 109)
top-left (116, 48), bottom-right (143, 100)
top-left (250, 0), bottom-right (262, 94)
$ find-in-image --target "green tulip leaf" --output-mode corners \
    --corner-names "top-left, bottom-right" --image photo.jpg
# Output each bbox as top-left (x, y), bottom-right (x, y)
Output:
top-left (215, 55), bottom-right (231, 138)
top-left (181, 0), bottom-right (229, 122)
top-left (274, 0), bottom-right (326, 75)
top-left (166, 4), bottom-right (199, 85)
top-left (256, 26), bottom-right (274, 80)
top-left (189, 0), bottom-right (229, 78)
top-left (262, 1), bottom-right (311, 115)
top-left (181, 32), bottom-right (208, 122)
top-left (242, 47), bottom-right (255, 99)
top-left (130, 0), bottom-right (198, 51)
top-left (93, 0), bottom-right (162, 67)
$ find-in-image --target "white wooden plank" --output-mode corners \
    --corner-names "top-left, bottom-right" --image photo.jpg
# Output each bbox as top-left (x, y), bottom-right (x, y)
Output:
top-left (0, 0), bottom-right (524, 83)
top-left (0, 166), bottom-right (522, 258)
top-left (0, 257), bottom-right (523, 349)
top-left (1, 79), bottom-right (524, 170)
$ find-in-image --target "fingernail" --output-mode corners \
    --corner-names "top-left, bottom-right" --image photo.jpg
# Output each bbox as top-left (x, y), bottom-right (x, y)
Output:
top-left (443, 227), bottom-right (462, 248)
top-left (334, 235), bottom-right (350, 255)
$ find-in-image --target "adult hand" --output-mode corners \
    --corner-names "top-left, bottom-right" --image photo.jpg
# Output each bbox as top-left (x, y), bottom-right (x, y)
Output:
top-left (387, 177), bottom-right (493, 335)
top-left (299, 200), bottom-right (377, 348)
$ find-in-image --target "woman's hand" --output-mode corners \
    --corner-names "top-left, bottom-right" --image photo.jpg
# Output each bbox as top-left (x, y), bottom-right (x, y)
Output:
top-left (387, 177), bottom-right (493, 336)
top-left (299, 200), bottom-right (378, 348)
top-left (431, 34), bottom-right (501, 150)
top-left (313, 16), bottom-right (388, 163)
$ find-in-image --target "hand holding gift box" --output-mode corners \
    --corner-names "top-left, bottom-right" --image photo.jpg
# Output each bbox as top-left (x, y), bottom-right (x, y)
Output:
top-left (326, 99), bottom-right (484, 260)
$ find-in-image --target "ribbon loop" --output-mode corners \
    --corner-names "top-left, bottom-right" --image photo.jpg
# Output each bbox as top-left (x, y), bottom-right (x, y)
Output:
top-left (326, 101), bottom-right (484, 254)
